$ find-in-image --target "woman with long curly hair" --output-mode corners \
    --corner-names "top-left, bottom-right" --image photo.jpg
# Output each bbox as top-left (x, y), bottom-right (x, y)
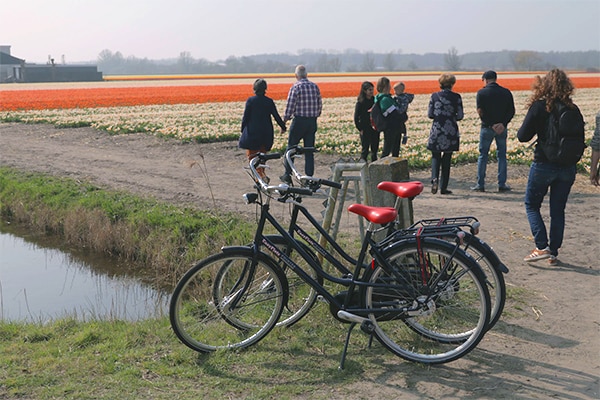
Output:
top-left (517, 69), bottom-right (585, 265)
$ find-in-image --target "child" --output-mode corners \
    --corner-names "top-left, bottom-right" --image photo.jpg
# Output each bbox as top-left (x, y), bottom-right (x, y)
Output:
top-left (393, 82), bottom-right (415, 145)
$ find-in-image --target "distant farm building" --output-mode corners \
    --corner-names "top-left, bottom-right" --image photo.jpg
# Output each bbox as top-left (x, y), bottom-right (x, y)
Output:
top-left (0, 45), bottom-right (103, 83)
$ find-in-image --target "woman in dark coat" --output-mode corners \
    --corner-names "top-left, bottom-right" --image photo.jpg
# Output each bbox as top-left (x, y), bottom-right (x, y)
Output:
top-left (239, 79), bottom-right (286, 182)
top-left (353, 81), bottom-right (379, 162)
top-left (427, 73), bottom-right (464, 194)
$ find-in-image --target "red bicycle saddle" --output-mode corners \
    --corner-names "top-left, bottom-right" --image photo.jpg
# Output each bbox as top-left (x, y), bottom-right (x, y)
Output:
top-left (347, 204), bottom-right (397, 225)
top-left (377, 181), bottom-right (424, 198)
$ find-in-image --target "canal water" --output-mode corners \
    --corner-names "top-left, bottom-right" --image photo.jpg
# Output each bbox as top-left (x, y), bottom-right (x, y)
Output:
top-left (0, 221), bottom-right (169, 322)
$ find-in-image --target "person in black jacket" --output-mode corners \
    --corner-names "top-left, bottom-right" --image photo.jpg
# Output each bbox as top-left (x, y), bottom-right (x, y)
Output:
top-left (517, 69), bottom-right (584, 265)
top-left (472, 70), bottom-right (515, 192)
top-left (239, 79), bottom-right (286, 183)
top-left (353, 81), bottom-right (379, 162)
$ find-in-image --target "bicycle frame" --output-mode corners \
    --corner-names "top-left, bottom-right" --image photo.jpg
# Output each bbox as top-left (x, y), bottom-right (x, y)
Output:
top-left (237, 152), bottom-right (473, 324)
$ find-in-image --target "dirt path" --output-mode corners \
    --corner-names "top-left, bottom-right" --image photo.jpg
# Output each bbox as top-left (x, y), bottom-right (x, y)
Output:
top-left (1, 122), bottom-right (598, 399)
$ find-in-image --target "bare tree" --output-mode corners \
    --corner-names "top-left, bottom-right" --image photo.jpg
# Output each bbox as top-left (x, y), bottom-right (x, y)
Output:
top-left (512, 51), bottom-right (543, 71)
top-left (177, 51), bottom-right (194, 73)
top-left (361, 52), bottom-right (376, 72)
top-left (444, 47), bottom-right (462, 71)
top-left (383, 52), bottom-right (397, 71)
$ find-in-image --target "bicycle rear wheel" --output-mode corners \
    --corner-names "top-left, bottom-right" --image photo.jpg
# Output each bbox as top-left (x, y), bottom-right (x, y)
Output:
top-left (365, 238), bottom-right (490, 364)
top-left (461, 233), bottom-right (506, 330)
top-left (169, 249), bottom-right (287, 353)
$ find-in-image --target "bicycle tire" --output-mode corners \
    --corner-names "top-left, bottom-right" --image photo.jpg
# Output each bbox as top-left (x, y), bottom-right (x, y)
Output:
top-left (391, 229), bottom-right (506, 331)
top-left (365, 237), bottom-right (490, 364)
top-left (169, 249), bottom-right (287, 353)
top-left (460, 233), bottom-right (506, 330)
top-left (263, 234), bottom-right (322, 327)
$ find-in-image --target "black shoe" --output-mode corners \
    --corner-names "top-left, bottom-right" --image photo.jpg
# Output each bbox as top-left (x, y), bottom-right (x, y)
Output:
top-left (498, 185), bottom-right (512, 192)
top-left (441, 190), bottom-right (453, 195)
top-left (470, 185), bottom-right (485, 192)
top-left (280, 174), bottom-right (292, 184)
top-left (431, 179), bottom-right (438, 194)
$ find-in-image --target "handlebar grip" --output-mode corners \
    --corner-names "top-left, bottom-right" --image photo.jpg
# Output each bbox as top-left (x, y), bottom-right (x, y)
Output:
top-left (319, 179), bottom-right (342, 189)
top-left (263, 152), bottom-right (281, 160)
top-left (287, 186), bottom-right (314, 196)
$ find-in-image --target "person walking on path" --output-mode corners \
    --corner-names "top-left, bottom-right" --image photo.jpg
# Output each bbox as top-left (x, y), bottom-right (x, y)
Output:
top-left (374, 77), bottom-right (404, 158)
top-left (517, 68), bottom-right (585, 265)
top-left (238, 79), bottom-right (286, 183)
top-left (472, 70), bottom-right (515, 192)
top-left (590, 111), bottom-right (600, 186)
top-left (280, 65), bottom-right (322, 184)
top-left (353, 81), bottom-right (379, 162)
top-left (427, 73), bottom-right (464, 195)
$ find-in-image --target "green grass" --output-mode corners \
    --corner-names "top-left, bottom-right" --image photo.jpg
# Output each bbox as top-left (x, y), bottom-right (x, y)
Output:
top-left (0, 306), bottom-right (398, 400)
top-left (0, 167), bottom-right (254, 282)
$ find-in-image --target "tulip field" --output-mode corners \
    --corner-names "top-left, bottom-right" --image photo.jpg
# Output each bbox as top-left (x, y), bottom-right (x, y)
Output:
top-left (0, 72), bottom-right (598, 169)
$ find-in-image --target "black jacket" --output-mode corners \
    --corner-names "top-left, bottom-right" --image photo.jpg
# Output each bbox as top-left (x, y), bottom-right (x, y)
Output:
top-left (517, 99), bottom-right (584, 163)
top-left (476, 82), bottom-right (515, 127)
top-left (354, 97), bottom-right (375, 132)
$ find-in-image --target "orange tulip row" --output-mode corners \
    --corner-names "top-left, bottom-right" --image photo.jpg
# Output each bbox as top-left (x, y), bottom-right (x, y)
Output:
top-left (1, 77), bottom-right (598, 111)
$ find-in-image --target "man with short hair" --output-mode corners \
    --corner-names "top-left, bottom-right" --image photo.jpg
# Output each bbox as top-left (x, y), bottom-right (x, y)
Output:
top-left (280, 65), bottom-right (322, 184)
top-left (471, 70), bottom-right (515, 192)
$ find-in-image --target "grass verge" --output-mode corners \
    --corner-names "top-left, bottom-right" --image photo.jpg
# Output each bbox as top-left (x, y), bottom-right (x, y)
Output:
top-left (0, 167), bottom-right (254, 286)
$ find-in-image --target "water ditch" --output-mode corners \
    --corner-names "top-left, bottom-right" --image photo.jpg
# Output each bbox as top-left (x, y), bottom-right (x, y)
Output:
top-left (0, 220), bottom-right (169, 322)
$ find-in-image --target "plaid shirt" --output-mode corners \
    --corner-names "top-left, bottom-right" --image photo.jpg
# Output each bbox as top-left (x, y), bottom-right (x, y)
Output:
top-left (284, 78), bottom-right (322, 121)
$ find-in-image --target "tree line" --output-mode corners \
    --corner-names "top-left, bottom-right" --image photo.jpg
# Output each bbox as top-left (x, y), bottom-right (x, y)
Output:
top-left (96, 48), bottom-right (600, 75)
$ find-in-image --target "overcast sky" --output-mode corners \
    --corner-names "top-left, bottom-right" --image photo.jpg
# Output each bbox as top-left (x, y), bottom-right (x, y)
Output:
top-left (2, 0), bottom-right (599, 63)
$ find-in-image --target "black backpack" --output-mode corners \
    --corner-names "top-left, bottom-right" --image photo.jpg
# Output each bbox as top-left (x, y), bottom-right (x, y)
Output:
top-left (370, 101), bottom-right (387, 132)
top-left (539, 102), bottom-right (586, 165)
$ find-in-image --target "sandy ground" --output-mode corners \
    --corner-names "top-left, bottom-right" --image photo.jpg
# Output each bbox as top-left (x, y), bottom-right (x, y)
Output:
top-left (0, 122), bottom-right (598, 399)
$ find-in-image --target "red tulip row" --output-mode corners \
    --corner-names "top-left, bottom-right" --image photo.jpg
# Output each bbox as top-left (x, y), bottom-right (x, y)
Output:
top-left (1, 76), bottom-right (598, 111)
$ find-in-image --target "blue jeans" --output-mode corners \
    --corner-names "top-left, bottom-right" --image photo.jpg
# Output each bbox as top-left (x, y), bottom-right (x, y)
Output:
top-left (524, 162), bottom-right (576, 257)
top-left (284, 116), bottom-right (317, 176)
top-left (476, 127), bottom-right (507, 188)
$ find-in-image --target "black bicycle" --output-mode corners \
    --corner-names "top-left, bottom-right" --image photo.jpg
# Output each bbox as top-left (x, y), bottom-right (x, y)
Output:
top-left (170, 151), bottom-right (491, 367)
top-left (271, 147), bottom-right (506, 332)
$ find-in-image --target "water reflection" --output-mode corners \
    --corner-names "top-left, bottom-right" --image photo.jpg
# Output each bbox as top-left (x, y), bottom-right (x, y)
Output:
top-left (0, 221), bottom-right (169, 322)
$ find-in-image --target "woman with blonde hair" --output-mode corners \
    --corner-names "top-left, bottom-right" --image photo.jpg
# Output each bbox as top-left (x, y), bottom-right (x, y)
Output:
top-left (426, 73), bottom-right (463, 194)
top-left (517, 69), bottom-right (585, 265)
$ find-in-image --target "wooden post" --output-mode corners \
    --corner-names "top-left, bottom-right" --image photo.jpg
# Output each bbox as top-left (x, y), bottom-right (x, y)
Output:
top-left (366, 157), bottom-right (414, 229)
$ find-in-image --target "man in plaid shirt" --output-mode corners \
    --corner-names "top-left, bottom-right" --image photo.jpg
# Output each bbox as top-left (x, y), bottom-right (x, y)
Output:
top-left (281, 65), bottom-right (322, 184)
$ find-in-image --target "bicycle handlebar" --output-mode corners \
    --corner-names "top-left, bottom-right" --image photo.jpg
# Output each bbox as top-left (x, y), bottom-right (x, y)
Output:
top-left (248, 152), bottom-right (314, 198)
top-left (284, 146), bottom-right (342, 190)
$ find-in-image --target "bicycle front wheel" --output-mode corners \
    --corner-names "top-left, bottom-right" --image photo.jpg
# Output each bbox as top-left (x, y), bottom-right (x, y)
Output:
top-left (263, 235), bottom-right (321, 327)
top-left (366, 238), bottom-right (490, 364)
top-left (169, 250), bottom-right (287, 353)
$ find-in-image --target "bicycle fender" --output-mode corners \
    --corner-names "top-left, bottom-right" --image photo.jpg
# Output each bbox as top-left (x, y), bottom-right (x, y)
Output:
top-left (221, 245), bottom-right (252, 253)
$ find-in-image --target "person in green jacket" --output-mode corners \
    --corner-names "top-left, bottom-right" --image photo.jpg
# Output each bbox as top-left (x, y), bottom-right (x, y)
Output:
top-left (374, 77), bottom-right (404, 158)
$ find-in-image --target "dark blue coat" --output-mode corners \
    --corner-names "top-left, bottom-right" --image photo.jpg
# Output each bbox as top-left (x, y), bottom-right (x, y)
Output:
top-left (239, 94), bottom-right (285, 151)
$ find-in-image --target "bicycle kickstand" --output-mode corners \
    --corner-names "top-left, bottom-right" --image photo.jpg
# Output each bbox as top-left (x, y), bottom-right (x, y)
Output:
top-left (339, 322), bottom-right (357, 370)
